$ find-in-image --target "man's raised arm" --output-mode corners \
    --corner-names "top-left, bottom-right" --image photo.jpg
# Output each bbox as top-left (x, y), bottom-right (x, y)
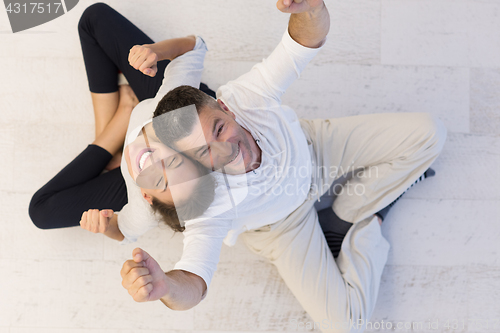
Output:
top-left (218, 1), bottom-right (329, 104)
top-left (277, 0), bottom-right (330, 48)
top-left (121, 248), bottom-right (206, 311)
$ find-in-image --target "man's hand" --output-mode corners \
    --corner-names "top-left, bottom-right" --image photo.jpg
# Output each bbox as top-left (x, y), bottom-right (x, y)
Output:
top-left (276, 0), bottom-right (324, 14)
top-left (278, 0), bottom-right (329, 48)
top-left (129, 45), bottom-right (158, 77)
top-left (120, 248), bottom-right (169, 302)
top-left (80, 209), bottom-right (114, 234)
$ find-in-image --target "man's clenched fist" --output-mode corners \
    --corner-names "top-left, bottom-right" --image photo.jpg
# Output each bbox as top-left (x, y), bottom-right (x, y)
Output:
top-left (120, 248), bottom-right (169, 302)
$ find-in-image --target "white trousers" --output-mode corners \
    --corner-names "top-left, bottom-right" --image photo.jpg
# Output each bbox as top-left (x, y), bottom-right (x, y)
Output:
top-left (240, 112), bottom-right (448, 333)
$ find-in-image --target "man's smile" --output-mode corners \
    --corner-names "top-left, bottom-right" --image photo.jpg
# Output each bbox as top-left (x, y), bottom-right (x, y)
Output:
top-left (226, 142), bottom-right (241, 166)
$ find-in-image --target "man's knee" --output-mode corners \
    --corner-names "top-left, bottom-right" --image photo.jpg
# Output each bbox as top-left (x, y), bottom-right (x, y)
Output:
top-left (78, 2), bottom-right (113, 34)
top-left (416, 112), bottom-right (448, 156)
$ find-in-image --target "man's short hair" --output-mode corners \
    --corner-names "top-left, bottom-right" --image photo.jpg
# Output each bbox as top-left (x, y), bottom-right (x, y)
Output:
top-left (153, 85), bottom-right (219, 149)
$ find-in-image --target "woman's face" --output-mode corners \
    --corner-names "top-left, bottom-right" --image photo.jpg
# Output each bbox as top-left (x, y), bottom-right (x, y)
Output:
top-left (124, 123), bottom-right (201, 206)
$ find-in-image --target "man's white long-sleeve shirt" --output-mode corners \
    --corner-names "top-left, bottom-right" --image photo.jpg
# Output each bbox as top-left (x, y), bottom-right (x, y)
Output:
top-left (117, 31), bottom-right (324, 299)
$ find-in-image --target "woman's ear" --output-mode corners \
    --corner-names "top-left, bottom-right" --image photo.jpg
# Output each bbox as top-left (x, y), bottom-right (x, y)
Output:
top-left (140, 188), bottom-right (154, 205)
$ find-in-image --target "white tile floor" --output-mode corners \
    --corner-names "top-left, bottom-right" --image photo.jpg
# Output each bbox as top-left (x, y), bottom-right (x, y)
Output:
top-left (0, 0), bottom-right (499, 332)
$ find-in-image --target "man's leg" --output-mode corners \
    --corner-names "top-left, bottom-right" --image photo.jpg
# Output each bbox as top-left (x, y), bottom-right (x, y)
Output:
top-left (316, 166), bottom-right (434, 257)
top-left (241, 113), bottom-right (445, 331)
top-left (241, 201), bottom-right (390, 333)
top-left (301, 112), bottom-right (447, 224)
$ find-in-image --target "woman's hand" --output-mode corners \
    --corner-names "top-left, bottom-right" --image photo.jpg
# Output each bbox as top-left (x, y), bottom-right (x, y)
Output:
top-left (80, 209), bottom-right (114, 233)
top-left (129, 36), bottom-right (198, 78)
top-left (276, 0), bottom-right (324, 14)
top-left (121, 248), bottom-right (170, 302)
top-left (128, 44), bottom-right (158, 77)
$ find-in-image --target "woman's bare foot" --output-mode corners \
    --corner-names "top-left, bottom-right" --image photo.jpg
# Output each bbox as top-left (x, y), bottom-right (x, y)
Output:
top-left (104, 85), bottom-right (138, 170)
top-left (105, 150), bottom-right (123, 171)
top-left (118, 84), bottom-right (139, 110)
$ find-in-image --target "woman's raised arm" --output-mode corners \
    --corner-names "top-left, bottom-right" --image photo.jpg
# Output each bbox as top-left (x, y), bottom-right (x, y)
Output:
top-left (128, 36), bottom-right (197, 77)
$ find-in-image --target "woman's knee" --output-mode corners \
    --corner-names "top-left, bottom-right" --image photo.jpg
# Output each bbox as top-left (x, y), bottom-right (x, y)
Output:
top-left (28, 193), bottom-right (54, 230)
top-left (78, 2), bottom-right (114, 34)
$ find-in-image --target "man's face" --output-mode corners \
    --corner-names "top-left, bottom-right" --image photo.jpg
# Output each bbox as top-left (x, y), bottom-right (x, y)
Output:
top-left (175, 100), bottom-right (260, 175)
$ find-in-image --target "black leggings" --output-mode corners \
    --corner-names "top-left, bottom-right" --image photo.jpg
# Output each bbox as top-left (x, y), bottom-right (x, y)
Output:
top-left (29, 3), bottom-right (215, 229)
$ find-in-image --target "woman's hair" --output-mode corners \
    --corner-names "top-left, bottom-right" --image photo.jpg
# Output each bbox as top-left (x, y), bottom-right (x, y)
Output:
top-left (151, 197), bottom-right (184, 232)
top-left (150, 158), bottom-right (216, 232)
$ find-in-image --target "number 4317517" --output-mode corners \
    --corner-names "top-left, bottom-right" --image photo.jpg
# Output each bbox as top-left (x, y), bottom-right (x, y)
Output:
top-left (6, 2), bottom-right (62, 14)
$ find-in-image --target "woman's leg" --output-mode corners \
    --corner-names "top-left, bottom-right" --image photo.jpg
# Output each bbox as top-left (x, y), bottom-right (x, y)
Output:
top-left (78, 3), bottom-right (215, 107)
top-left (78, 3), bottom-right (168, 101)
top-left (28, 88), bottom-right (137, 229)
top-left (29, 3), bottom-right (217, 229)
top-left (91, 89), bottom-right (125, 171)
top-left (78, 2), bottom-right (162, 167)
top-left (91, 92), bottom-right (119, 139)
top-left (78, 3), bottom-right (215, 167)
top-left (29, 146), bottom-right (127, 229)
top-left (93, 85), bottom-right (138, 157)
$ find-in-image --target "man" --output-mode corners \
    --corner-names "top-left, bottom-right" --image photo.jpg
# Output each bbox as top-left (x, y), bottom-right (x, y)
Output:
top-left (120, 0), bottom-right (447, 331)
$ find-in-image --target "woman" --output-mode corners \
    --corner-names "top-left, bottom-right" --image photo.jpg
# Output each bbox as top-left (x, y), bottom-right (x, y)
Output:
top-left (123, 120), bottom-right (216, 229)
top-left (28, 2), bottom-right (216, 241)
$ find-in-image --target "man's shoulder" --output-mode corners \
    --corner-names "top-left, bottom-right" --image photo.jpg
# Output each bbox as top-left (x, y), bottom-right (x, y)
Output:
top-left (216, 82), bottom-right (280, 111)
